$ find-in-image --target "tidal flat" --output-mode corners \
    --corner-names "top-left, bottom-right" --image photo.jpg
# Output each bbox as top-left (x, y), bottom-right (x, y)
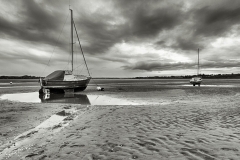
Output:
top-left (0, 79), bottom-right (240, 159)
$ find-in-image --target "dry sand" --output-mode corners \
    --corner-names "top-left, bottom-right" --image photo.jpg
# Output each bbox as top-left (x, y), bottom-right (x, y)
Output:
top-left (1, 80), bottom-right (240, 159)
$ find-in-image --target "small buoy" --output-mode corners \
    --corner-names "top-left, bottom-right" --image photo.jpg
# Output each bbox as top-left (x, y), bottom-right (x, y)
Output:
top-left (10, 82), bottom-right (13, 84)
top-left (97, 86), bottom-right (104, 91)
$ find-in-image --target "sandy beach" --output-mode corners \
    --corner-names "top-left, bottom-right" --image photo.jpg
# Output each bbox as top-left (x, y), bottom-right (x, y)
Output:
top-left (1, 79), bottom-right (240, 159)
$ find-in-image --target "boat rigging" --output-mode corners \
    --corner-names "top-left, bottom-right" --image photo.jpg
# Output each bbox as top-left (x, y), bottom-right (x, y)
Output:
top-left (189, 48), bottom-right (202, 86)
top-left (39, 9), bottom-right (91, 94)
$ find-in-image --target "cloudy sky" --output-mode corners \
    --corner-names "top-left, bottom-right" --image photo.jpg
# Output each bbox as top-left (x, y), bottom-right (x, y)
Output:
top-left (1, 0), bottom-right (240, 77)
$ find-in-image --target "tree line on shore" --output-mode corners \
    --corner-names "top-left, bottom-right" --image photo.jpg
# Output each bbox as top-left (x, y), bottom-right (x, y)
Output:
top-left (0, 75), bottom-right (41, 79)
top-left (135, 73), bottom-right (240, 79)
top-left (1, 73), bottom-right (240, 79)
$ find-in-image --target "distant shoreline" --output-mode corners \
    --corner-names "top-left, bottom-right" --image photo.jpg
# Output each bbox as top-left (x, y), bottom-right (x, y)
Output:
top-left (0, 75), bottom-right (240, 79)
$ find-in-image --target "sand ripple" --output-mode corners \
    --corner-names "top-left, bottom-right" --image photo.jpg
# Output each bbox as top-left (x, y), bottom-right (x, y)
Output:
top-left (2, 101), bottom-right (240, 160)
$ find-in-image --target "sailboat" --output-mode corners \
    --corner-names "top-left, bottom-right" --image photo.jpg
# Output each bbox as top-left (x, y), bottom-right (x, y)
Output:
top-left (190, 48), bottom-right (202, 86)
top-left (39, 9), bottom-right (91, 94)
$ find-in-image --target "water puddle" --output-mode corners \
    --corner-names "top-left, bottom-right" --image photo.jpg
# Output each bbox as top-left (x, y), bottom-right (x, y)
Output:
top-left (0, 86), bottom-right (39, 88)
top-left (0, 92), bottom-right (138, 105)
top-left (0, 83), bottom-right (13, 85)
top-left (1, 92), bottom-right (41, 103)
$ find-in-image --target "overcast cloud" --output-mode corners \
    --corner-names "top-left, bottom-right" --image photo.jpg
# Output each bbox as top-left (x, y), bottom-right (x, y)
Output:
top-left (0, 0), bottom-right (240, 77)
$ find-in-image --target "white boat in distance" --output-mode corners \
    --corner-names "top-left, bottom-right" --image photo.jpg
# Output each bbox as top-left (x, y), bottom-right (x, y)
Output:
top-left (190, 49), bottom-right (202, 86)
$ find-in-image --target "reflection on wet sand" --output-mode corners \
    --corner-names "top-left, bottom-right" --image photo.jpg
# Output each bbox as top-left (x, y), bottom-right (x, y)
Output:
top-left (0, 92), bottom-right (139, 105)
top-left (39, 93), bottom-right (91, 105)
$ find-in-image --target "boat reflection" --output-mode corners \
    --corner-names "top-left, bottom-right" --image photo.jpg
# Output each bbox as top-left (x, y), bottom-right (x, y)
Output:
top-left (39, 93), bottom-right (91, 104)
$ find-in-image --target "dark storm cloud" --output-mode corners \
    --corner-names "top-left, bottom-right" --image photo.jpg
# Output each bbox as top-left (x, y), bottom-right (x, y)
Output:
top-left (123, 61), bottom-right (194, 71)
top-left (0, 16), bottom-right (16, 36)
top-left (123, 61), bottom-right (240, 71)
top-left (0, 0), bottom-right (64, 46)
top-left (2, 0), bottom-right (240, 53)
top-left (74, 16), bottom-right (123, 55)
top-left (156, 38), bottom-right (203, 51)
top-left (193, 4), bottom-right (240, 37)
top-left (155, 1), bottom-right (240, 51)
top-left (116, 0), bottom-right (184, 38)
top-left (173, 38), bottom-right (203, 51)
top-left (202, 61), bottom-right (240, 69)
top-left (73, 0), bottom-right (185, 55)
top-left (0, 0), bottom-right (194, 54)
top-left (22, 0), bottom-right (58, 31)
top-left (125, 7), bottom-right (182, 38)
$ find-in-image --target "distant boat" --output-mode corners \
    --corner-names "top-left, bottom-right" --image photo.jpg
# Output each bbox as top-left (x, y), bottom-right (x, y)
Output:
top-left (39, 9), bottom-right (91, 94)
top-left (190, 48), bottom-right (202, 86)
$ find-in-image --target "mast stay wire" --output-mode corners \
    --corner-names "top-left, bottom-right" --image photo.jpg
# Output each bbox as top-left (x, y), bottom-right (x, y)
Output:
top-left (72, 20), bottom-right (91, 77)
top-left (73, 20), bottom-right (100, 87)
top-left (41, 12), bottom-right (70, 76)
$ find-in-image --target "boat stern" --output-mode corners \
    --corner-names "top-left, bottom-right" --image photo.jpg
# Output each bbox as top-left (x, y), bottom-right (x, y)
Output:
top-left (190, 77), bottom-right (202, 86)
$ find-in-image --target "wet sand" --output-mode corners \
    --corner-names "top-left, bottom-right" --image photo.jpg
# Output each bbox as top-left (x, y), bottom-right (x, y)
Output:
top-left (1, 79), bottom-right (240, 159)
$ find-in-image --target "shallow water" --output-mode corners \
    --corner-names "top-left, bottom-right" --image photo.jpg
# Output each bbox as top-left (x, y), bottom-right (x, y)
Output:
top-left (0, 86), bottom-right (39, 88)
top-left (0, 92), bottom-right (138, 105)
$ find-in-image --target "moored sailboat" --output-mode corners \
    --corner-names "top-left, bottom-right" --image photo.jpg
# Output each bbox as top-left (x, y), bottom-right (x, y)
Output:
top-left (39, 9), bottom-right (91, 94)
top-left (190, 48), bottom-right (202, 86)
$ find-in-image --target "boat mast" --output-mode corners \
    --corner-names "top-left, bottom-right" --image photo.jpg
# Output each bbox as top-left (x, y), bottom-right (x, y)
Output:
top-left (197, 48), bottom-right (199, 76)
top-left (70, 9), bottom-right (73, 72)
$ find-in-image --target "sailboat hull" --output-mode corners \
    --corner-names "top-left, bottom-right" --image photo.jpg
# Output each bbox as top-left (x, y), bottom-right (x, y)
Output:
top-left (40, 77), bottom-right (91, 93)
top-left (190, 77), bottom-right (202, 86)
top-left (190, 81), bottom-right (202, 85)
